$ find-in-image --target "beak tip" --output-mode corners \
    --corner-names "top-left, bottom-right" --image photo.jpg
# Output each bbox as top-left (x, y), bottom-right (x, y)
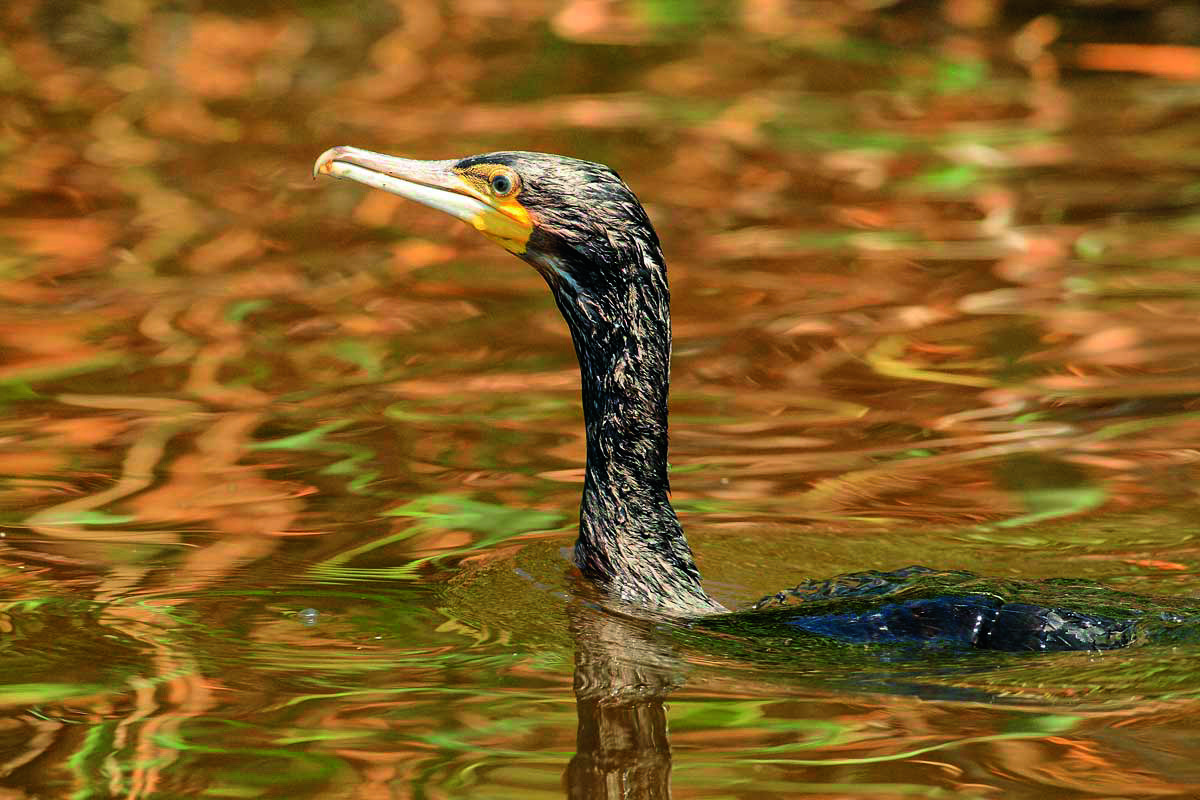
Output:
top-left (313, 146), bottom-right (348, 179)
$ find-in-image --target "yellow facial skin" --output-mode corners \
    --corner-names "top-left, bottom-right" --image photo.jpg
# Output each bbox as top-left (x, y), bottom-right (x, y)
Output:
top-left (452, 164), bottom-right (532, 254)
top-left (314, 147), bottom-right (533, 255)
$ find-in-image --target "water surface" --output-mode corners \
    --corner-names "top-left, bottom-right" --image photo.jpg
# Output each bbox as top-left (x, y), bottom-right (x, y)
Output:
top-left (3, 1), bottom-right (1200, 797)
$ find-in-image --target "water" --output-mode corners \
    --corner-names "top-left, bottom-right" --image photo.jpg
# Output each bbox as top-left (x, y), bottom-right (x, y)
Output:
top-left (3, 1), bottom-right (1200, 797)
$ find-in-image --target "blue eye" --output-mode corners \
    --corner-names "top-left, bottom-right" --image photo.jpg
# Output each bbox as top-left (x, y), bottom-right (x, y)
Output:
top-left (490, 173), bottom-right (513, 195)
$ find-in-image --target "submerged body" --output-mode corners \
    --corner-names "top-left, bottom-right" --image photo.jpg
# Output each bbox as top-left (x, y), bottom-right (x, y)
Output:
top-left (314, 146), bottom-right (1191, 651)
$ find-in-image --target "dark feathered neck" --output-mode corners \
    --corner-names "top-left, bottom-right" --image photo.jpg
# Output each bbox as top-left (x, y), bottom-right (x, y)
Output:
top-left (540, 242), bottom-right (723, 616)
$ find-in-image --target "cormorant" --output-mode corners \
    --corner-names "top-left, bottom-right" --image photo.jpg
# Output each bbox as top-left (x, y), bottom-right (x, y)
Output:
top-left (314, 146), bottom-right (1189, 652)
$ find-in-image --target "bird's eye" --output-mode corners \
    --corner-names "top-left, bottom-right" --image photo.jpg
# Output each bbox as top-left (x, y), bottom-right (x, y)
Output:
top-left (490, 173), bottom-right (514, 196)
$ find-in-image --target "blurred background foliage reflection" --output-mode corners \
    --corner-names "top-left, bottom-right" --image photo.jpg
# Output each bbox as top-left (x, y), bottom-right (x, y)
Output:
top-left (3, 0), bottom-right (1200, 797)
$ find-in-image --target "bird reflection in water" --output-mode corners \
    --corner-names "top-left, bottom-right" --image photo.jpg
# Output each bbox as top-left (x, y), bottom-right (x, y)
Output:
top-left (565, 600), bottom-right (677, 799)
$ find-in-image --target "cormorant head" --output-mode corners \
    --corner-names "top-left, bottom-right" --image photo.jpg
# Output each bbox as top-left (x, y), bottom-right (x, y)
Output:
top-left (313, 147), bottom-right (666, 300)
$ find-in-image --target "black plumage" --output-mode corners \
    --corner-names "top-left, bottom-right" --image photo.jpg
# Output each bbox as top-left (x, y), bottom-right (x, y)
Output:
top-left (466, 152), bottom-right (719, 613)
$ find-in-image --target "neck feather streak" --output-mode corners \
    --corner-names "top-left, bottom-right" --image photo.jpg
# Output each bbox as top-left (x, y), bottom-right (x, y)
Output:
top-left (548, 250), bottom-right (722, 615)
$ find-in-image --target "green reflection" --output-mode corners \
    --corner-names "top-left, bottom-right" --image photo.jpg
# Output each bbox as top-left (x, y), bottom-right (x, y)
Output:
top-left (250, 420), bottom-right (380, 494)
top-left (310, 493), bottom-right (563, 580)
top-left (989, 455), bottom-right (1106, 529)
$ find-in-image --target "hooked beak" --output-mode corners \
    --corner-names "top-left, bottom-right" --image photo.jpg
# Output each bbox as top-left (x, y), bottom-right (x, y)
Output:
top-left (313, 146), bottom-right (532, 253)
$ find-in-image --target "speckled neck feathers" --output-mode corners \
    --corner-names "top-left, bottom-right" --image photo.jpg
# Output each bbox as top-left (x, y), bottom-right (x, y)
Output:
top-left (515, 175), bottom-right (722, 614)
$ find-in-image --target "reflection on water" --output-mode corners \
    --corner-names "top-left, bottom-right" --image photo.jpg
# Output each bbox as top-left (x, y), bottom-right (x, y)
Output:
top-left (3, 0), bottom-right (1200, 796)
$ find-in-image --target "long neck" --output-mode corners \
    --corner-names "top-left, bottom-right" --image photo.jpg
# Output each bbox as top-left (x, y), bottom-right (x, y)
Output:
top-left (549, 251), bottom-right (723, 616)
